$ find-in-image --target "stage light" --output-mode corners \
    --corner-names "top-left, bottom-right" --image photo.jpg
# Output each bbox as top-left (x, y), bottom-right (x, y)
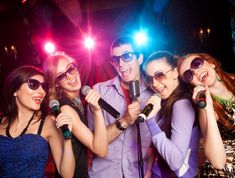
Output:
top-left (84, 37), bottom-right (95, 49)
top-left (44, 42), bottom-right (56, 54)
top-left (134, 31), bottom-right (148, 46)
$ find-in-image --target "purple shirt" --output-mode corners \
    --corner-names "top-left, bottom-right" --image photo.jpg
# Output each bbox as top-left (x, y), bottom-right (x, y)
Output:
top-left (87, 76), bottom-right (153, 178)
top-left (146, 99), bottom-right (200, 178)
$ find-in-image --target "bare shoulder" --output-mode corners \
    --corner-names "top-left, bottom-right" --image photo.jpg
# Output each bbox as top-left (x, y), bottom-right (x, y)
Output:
top-left (60, 104), bottom-right (81, 121)
top-left (41, 115), bottom-right (58, 139)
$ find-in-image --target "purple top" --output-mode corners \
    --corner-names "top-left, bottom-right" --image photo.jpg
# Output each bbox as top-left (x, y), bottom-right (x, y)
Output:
top-left (146, 99), bottom-right (200, 178)
top-left (87, 76), bottom-right (153, 178)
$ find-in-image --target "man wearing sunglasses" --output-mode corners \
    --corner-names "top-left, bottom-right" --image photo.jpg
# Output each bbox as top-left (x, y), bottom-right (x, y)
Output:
top-left (87, 37), bottom-right (153, 178)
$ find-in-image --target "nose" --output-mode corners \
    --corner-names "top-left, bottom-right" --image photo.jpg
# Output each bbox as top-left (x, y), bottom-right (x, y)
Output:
top-left (66, 72), bottom-right (73, 80)
top-left (152, 78), bottom-right (160, 88)
top-left (118, 58), bottom-right (126, 66)
top-left (37, 85), bottom-right (46, 94)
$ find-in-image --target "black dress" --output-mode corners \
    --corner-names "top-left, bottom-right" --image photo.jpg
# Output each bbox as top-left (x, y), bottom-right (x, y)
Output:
top-left (55, 95), bottom-right (88, 178)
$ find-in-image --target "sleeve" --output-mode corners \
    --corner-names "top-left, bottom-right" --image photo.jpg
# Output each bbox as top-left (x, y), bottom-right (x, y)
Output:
top-left (146, 99), bottom-right (196, 172)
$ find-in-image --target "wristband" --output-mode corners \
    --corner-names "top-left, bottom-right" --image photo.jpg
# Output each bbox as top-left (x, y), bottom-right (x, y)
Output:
top-left (115, 120), bottom-right (127, 131)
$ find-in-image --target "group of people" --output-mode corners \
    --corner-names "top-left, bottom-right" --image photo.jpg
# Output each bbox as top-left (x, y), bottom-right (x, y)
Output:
top-left (0, 36), bottom-right (234, 178)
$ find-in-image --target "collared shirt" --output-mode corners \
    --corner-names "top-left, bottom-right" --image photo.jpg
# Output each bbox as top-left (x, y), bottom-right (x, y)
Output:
top-left (87, 76), bottom-right (153, 178)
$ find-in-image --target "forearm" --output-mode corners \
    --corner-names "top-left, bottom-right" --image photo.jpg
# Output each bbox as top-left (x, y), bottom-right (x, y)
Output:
top-left (203, 108), bottom-right (226, 169)
top-left (107, 116), bottom-right (128, 143)
top-left (60, 140), bottom-right (75, 178)
top-left (92, 109), bottom-right (108, 157)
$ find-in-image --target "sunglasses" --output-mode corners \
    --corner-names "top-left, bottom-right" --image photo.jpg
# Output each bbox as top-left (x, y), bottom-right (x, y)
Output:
top-left (111, 52), bottom-right (136, 65)
top-left (56, 63), bottom-right (78, 83)
top-left (27, 79), bottom-right (48, 91)
top-left (145, 68), bottom-right (174, 84)
top-left (182, 57), bottom-right (204, 83)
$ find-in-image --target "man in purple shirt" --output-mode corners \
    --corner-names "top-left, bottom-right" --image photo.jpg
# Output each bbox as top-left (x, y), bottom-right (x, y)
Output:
top-left (87, 37), bottom-right (153, 178)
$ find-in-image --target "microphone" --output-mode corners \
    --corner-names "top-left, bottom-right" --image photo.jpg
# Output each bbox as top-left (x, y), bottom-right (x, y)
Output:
top-left (196, 91), bottom-right (207, 108)
top-left (129, 80), bottom-right (140, 101)
top-left (81, 86), bottom-right (120, 119)
top-left (137, 104), bottom-right (154, 122)
top-left (49, 99), bottom-right (72, 140)
top-left (129, 80), bottom-right (145, 122)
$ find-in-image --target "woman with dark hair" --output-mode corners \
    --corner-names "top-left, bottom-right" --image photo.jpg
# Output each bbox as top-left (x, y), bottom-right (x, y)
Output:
top-left (141, 51), bottom-right (200, 177)
top-left (0, 65), bottom-right (75, 178)
top-left (178, 53), bottom-right (235, 177)
top-left (43, 52), bottom-right (108, 178)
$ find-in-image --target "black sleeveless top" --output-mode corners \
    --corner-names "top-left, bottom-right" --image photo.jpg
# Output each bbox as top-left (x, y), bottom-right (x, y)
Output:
top-left (55, 95), bottom-right (88, 178)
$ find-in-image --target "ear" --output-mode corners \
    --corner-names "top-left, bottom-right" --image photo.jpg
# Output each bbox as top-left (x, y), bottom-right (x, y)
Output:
top-left (173, 68), bottom-right (179, 79)
top-left (137, 54), bottom-right (143, 65)
top-left (211, 64), bottom-right (216, 68)
top-left (13, 92), bottom-right (17, 96)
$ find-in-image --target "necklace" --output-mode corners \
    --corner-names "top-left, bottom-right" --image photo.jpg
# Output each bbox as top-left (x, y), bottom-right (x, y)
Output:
top-left (212, 94), bottom-right (234, 106)
top-left (6, 111), bottom-right (36, 138)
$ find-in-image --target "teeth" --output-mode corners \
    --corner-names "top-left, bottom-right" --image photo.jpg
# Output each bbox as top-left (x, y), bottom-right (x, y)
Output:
top-left (200, 72), bottom-right (207, 81)
top-left (121, 69), bottom-right (130, 76)
top-left (69, 78), bottom-right (76, 85)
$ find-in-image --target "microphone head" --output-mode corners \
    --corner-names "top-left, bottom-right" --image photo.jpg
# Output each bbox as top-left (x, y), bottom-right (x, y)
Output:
top-left (49, 99), bottom-right (60, 109)
top-left (129, 80), bottom-right (140, 100)
top-left (197, 91), bottom-right (207, 108)
top-left (197, 100), bottom-right (207, 108)
top-left (81, 85), bottom-right (91, 96)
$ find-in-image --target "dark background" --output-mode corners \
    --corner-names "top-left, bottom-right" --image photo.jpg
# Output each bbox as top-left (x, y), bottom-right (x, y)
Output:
top-left (0, 0), bottom-right (234, 103)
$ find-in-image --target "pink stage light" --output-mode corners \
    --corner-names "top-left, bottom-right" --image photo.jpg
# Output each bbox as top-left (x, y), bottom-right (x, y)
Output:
top-left (84, 37), bottom-right (95, 49)
top-left (44, 42), bottom-right (56, 54)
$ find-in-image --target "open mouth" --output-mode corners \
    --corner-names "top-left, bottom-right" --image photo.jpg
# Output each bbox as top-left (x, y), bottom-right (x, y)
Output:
top-left (200, 72), bottom-right (208, 82)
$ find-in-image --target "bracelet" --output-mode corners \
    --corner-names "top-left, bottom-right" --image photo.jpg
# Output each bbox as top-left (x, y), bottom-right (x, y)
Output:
top-left (115, 120), bottom-right (127, 131)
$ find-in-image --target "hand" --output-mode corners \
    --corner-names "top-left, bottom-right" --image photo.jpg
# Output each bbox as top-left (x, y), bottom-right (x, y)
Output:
top-left (192, 85), bottom-right (213, 109)
top-left (85, 89), bottom-right (102, 111)
top-left (55, 113), bottom-right (73, 131)
top-left (123, 100), bottom-right (141, 126)
top-left (144, 169), bottom-right (152, 178)
top-left (146, 95), bottom-right (161, 119)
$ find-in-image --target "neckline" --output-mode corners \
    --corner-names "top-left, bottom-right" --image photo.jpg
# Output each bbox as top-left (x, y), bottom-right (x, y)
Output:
top-left (212, 94), bottom-right (234, 106)
top-left (6, 111), bottom-right (36, 138)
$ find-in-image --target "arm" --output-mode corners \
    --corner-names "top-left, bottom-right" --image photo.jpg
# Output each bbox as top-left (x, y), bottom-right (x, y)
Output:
top-left (196, 86), bottom-right (226, 169)
top-left (106, 100), bottom-right (141, 143)
top-left (146, 99), bottom-right (196, 172)
top-left (61, 103), bottom-right (107, 157)
top-left (46, 114), bottom-right (75, 178)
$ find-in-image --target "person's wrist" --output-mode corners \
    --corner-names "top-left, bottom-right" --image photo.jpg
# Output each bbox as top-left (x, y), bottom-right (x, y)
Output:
top-left (115, 119), bottom-right (128, 131)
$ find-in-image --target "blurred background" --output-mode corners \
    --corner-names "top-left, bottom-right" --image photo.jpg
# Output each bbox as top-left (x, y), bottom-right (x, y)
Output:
top-left (0, 0), bottom-right (235, 100)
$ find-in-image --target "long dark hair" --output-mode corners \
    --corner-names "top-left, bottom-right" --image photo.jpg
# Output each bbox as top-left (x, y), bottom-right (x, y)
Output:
top-left (142, 51), bottom-right (195, 134)
top-left (178, 53), bottom-right (235, 129)
top-left (2, 65), bottom-right (48, 125)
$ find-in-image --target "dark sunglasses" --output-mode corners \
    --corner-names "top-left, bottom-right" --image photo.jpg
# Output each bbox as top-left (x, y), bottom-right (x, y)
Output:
top-left (182, 57), bottom-right (204, 83)
top-left (27, 79), bottom-right (48, 91)
top-left (56, 63), bottom-right (78, 82)
top-left (145, 68), bottom-right (174, 84)
top-left (111, 52), bottom-right (136, 65)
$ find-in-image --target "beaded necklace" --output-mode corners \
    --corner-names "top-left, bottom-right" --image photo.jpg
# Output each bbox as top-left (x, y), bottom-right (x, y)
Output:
top-left (6, 111), bottom-right (36, 138)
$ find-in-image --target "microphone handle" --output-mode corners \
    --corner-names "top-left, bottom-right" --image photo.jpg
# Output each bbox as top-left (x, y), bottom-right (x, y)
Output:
top-left (137, 104), bottom-right (153, 123)
top-left (51, 106), bottom-right (72, 140)
top-left (61, 125), bottom-right (72, 140)
top-left (98, 99), bottom-right (120, 119)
